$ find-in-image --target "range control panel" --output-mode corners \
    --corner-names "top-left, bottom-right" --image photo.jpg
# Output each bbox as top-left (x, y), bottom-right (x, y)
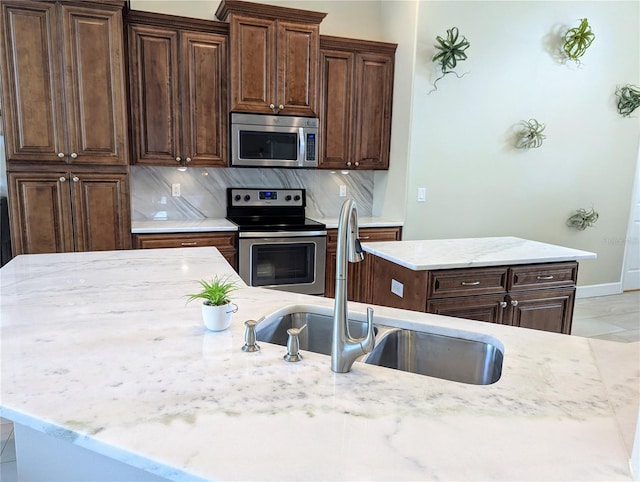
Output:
top-left (228, 188), bottom-right (305, 207)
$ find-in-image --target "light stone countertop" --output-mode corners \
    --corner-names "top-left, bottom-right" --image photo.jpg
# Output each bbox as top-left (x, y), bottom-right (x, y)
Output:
top-left (131, 217), bottom-right (403, 233)
top-left (362, 236), bottom-right (597, 270)
top-left (0, 247), bottom-right (636, 481)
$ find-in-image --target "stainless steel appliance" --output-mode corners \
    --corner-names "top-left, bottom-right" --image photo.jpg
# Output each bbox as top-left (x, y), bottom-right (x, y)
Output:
top-left (230, 113), bottom-right (319, 168)
top-left (227, 188), bottom-right (326, 295)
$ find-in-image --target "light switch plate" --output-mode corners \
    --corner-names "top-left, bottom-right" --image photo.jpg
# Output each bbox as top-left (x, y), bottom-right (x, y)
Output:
top-left (417, 187), bottom-right (426, 202)
top-left (171, 184), bottom-right (181, 197)
top-left (391, 279), bottom-right (404, 298)
top-left (339, 185), bottom-right (347, 197)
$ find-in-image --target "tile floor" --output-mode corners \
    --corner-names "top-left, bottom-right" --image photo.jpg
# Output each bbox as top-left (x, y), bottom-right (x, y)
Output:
top-left (1, 291), bottom-right (638, 480)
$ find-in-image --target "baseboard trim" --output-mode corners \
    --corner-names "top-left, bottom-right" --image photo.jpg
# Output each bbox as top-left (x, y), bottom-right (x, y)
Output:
top-left (576, 282), bottom-right (623, 299)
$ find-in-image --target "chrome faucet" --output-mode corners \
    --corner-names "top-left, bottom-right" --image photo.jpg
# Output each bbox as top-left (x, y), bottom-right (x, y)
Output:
top-left (331, 199), bottom-right (375, 373)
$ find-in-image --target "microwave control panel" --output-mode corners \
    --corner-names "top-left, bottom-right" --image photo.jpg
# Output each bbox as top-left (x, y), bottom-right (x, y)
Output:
top-left (306, 133), bottom-right (316, 161)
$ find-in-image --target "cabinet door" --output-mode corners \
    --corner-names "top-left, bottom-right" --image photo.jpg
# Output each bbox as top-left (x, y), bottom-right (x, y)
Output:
top-left (0, 1), bottom-right (65, 163)
top-left (229, 15), bottom-right (276, 113)
top-left (181, 31), bottom-right (228, 166)
top-left (60, 4), bottom-right (127, 165)
top-left (70, 172), bottom-right (131, 251)
top-left (508, 289), bottom-right (575, 334)
top-left (128, 24), bottom-right (180, 164)
top-left (353, 52), bottom-right (394, 169)
top-left (8, 172), bottom-right (74, 254)
top-left (277, 21), bottom-right (318, 116)
top-left (318, 49), bottom-right (353, 169)
top-left (426, 295), bottom-right (507, 324)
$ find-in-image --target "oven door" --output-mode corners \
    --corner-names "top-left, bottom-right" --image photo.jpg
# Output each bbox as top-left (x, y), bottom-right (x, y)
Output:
top-left (238, 232), bottom-right (326, 295)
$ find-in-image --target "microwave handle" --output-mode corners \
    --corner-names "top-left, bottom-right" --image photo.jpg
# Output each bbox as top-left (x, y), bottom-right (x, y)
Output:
top-left (298, 127), bottom-right (305, 162)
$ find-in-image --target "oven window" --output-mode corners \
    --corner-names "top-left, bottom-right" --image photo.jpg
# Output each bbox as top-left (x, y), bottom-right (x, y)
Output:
top-left (251, 243), bottom-right (314, 286)
top-left (239, 131), bottom-right (297, 160)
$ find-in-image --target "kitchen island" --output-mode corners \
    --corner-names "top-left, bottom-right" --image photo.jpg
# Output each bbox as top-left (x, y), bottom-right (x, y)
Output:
top-left (0, 247), bottom-right (637, 481)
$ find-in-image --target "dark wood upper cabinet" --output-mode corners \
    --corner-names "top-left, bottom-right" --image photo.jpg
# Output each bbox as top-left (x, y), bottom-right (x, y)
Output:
top-left (318, 36), bottom-right (396, 170)
top-left (0, 0), bottom-right (128, 166)
top-left (127, 12), bottom-right (229, 167)
top-left (216, 0), bottom-right (325, 116)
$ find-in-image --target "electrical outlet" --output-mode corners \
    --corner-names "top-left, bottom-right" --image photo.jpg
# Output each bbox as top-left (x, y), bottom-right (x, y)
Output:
top-left (339, 185), bottom-right (347, 197)
top-left (171, 183), bottom-right (181, 197)
top-left (417, 187), bottom-right (426, 202)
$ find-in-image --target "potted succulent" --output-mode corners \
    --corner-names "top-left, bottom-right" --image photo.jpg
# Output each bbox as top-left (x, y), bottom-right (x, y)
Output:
top-left (186, 275), bottom-right (239, 331)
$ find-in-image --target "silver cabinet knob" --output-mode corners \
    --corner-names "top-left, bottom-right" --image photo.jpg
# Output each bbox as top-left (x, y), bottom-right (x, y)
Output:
top-left (354, 161), bottom-right (359, 167)
top-left (70, 152), bottom-right (78, 159)
top-left (499, 301), bottom-right (508, 308)
top-left (278, 104), bottom-right (284, 111)
top-left (185, 157), bottom-right (191, 163)
top-left (72, 176), bottom-right (79, 182)
top-left (59, 176), bottom-right (66, 182)
top-left (57, 152), bottom-right (65, 158)
top-left (511, 299), bottom-right (519, 307)
top-left (346, 161), bottom-right (352, 166)
top-left (175, 157), bottom-right (181, 162)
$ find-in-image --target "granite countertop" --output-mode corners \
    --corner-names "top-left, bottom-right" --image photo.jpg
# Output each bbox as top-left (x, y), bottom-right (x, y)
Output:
top-left (0, 248), bottom-right (635, 481)
top-left (131, 217), bottom-right (404, 233)
top-left (362, 236), bottom-right (597, 270)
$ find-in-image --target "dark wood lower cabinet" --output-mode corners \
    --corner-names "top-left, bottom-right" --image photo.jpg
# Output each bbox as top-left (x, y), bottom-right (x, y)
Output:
top-left (8, 171), bottom-right (130, 255)
top-left (133, 232), bottom-right (237, 269)
top-left (324, 226), bottom-right (402, 302)
top-left (371, 258), bottom-right (579, 335)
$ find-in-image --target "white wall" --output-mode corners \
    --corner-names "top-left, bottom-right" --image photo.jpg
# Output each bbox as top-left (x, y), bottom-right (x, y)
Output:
top-left (398, 1), bottom-right (640, 287)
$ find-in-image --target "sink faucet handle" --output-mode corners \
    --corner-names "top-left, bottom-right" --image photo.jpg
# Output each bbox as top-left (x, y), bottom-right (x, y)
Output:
top-left (284, 326), bottom-right (305, 362)
top-left (361, 307), bottom-right (376, 354)
top-left (242, 319), bottom-right (261, 352)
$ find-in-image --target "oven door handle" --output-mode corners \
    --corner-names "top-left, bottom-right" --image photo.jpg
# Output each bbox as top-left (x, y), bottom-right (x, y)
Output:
top-left (298, 127), bottom-right (305, 165)
top-left (238, 230), bottom-right (327, 238)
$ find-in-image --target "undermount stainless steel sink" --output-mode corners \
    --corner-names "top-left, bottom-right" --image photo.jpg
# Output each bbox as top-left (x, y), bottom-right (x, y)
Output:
top-left (255, 308), bottom-right (504, 385)
top-left (364, 329), bottom-right (503, 385)
top-left (255, 311), bottom-right (373, 357)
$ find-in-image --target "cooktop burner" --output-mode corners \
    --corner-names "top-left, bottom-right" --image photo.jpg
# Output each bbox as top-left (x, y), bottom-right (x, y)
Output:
top-left (226, 188), bottom-right (326, 232)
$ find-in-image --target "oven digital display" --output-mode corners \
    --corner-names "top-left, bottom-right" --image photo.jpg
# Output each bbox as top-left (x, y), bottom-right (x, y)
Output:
top-left (259, 191), bottom-right (277, 200)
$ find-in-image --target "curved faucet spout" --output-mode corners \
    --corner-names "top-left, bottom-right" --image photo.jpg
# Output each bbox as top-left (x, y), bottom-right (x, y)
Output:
top-left (331, 199), bottom-right (375, 373)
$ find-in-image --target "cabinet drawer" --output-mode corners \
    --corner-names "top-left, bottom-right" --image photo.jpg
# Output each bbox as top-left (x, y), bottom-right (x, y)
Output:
top-left (327, 226), bottom-right (401, 248)
top-left (509, 262), bottom-right (578, 291)
top-left (427, 267), bottom-right (509, 298)
top-left (133, 233), bottom-right (237, 251)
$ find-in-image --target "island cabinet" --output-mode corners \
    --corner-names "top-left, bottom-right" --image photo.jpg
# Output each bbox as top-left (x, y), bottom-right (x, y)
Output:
top-left (215, 0), bottom-right (326, 116)
top-left (318, 36), bottom-right (396, 170)
top-left (1, 0), bottom-right (132, 255)
top-left (371, 258), bottom-right (578, 334)
top-left (127, 12), bottom-right (229, 167)
top-left (325, 227), bottom-right (402, 302)
top-left (133, 233), bottom-right (237, 269)
top-left (8, 170), bottom-right (131, 254)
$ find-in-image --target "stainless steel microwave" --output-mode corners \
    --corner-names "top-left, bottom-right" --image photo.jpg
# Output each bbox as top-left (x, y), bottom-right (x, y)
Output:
top-left (231, 113), bottom-right (319, 168)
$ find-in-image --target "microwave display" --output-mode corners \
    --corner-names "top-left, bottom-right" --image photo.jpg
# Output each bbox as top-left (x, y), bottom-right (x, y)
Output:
top-left (239, 131), bottom-right (297, 160)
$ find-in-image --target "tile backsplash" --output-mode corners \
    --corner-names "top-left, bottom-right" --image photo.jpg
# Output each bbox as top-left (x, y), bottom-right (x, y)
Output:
top-left (131, 166), bottom-right (374, 221)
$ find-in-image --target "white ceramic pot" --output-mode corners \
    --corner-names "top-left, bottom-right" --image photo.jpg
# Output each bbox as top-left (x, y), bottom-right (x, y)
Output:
top-left (201, 302), bottom-right (237, 331)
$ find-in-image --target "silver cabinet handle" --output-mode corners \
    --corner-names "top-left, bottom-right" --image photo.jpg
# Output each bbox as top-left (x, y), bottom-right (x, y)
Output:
top-left (59, 176), bottom-right (66, 182)
top-left (511, 299), bottom-right (519, 307)
top-left (500, 301), bottom-right (508, 308)
top-left (57, 152), bottom-right (65, 158)
top-left (70, 152), bottom-right (78, 159)
top-left (185, 157), bottom-right (191, 163)
top-left (461, 281), bottom-right (480, 286)
top-left (354, 161), bottom-right (360, 167)
top-left (346, 161), bottom-right (352, 166)
top-left (278, 104), bottom-right (284, 111)
top-left (72, 176), bottom-right (79, 182)
top-left (181, 242), bottom-right (198, 247)
top-left (536, 275), bottom-right (554, 280)
top-left (176, 157), bottom-right (181, 162)
top-left (360, 236), bottom-right (370, 240)
top-left (269, 103), bottom-right (275, 109)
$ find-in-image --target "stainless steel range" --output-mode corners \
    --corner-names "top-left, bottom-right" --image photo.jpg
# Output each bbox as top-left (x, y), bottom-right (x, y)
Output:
top-left (226, 188), bottom-right (326, 295)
